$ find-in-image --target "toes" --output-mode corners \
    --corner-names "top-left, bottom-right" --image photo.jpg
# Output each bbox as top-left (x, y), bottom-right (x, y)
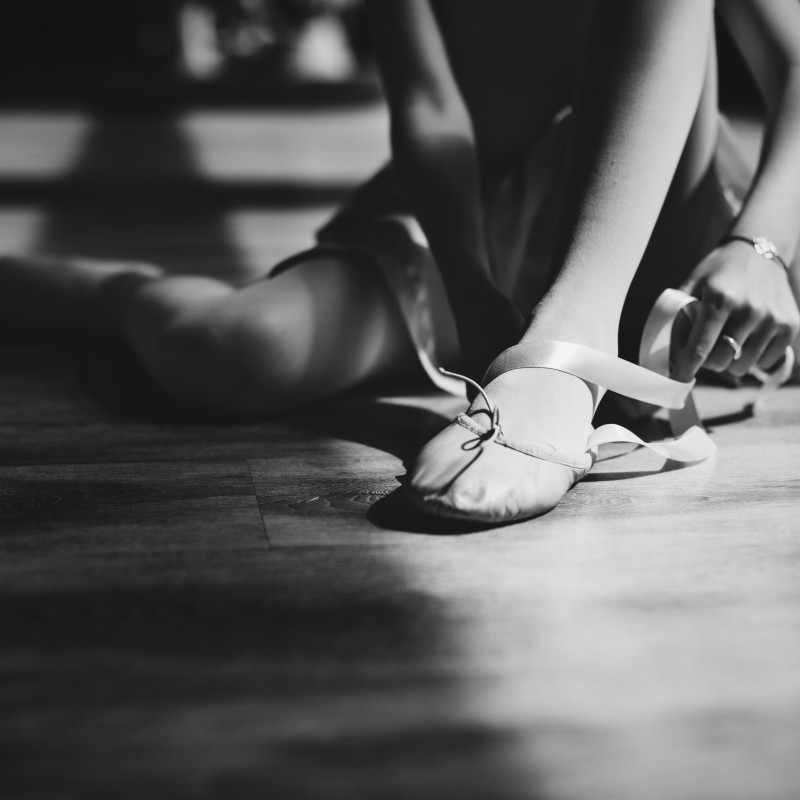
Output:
top-left (408, 437), bottom-right (577, 524)
top-left (407, 423), bottom-right (483, 493)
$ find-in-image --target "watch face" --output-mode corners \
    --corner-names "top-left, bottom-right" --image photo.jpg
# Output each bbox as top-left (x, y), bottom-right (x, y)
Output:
top-left (753, 237), bottom-right (778, 258)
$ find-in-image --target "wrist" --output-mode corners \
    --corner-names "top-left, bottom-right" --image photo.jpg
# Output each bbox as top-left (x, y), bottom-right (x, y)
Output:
top-left (718, 234), bottom-right (791, 274)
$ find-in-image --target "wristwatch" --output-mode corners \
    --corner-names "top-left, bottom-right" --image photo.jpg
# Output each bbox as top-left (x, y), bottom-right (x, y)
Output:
top-left (719, 235), bottom-right (790, 273)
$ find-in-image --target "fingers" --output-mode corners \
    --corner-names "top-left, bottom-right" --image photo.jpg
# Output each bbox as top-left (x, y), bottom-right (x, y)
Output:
top-left (705, 316), bottom-right (757, 373)
top-left (757, 321), bottom-right (797, 371)
top-left (672, 296), bottom-right (730, 381)
top-left (671, 244), bottom-right (799, 381)
top-left (725, 321), bottom-right (770, 377)
top-left (673, 299), bottom-right (799, 381)
top-left (726, 323), bottom-right (796, 378)
top-left (739, 300), bottom-right (799, 375)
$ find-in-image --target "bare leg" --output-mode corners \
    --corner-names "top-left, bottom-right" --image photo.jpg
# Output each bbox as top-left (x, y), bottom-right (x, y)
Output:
top-left (123, 254), bottom-right (419, 414)
top-left (408, 2), bottom-right (714, 521)
top-left (0, 252), bottom-right (417, 415)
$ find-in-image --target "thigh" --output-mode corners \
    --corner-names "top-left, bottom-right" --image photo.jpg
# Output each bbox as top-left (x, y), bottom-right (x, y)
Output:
top-left (141, 252), bottom-right (420, 414)
top-left (220, 251), bottom-right (419, 388)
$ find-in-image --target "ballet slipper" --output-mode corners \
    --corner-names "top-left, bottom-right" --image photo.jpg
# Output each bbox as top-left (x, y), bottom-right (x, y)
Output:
top-left (406, 339), bottom-right (714, 524)
top-left (406, 388), bottom-right (594, 524)
top-left (406, 289), bottom-right (795, 525)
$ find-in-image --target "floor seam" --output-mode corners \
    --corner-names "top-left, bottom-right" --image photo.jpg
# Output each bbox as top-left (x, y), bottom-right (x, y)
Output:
top-left (245, 459), bottom-right (272, 548)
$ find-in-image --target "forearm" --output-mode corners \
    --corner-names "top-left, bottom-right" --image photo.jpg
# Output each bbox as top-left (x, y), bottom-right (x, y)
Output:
top-left (394, 117), bottom-right (526, 376)
top-left (728, 65), bottom-right (800, 263)
top-left (367, 0), bottom-right (494, 309)
top-left (367, 0), bottom-right (521, 375)
top-left (391, 111), bottom-right (495, 307)
top-left (670, 2), bottom-right (800, 380)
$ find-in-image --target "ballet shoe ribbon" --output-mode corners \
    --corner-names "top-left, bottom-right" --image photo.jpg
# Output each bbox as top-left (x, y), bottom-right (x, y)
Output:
top-left (485, 340), bottom-right (695, 411)
top-left (586, 421), bottom-right (716, 462)
top-left (484, 338), bottom-right (714, 463)
top-left (444, 289), bottom-right (794, 467)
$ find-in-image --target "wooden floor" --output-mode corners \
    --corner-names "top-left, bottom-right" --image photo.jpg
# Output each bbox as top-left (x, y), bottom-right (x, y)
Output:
top-left (1, 104), bottom-right (799, 800)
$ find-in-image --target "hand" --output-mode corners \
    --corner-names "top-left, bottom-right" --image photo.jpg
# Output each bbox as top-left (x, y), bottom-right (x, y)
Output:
top-left (452, 284), bottom-right (525, 382)
top-left (672, 241), bottom-right (800, 382)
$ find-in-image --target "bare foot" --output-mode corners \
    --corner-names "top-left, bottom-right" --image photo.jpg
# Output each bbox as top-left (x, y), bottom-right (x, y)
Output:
top-left (0, 255), bottom-right (163, 333)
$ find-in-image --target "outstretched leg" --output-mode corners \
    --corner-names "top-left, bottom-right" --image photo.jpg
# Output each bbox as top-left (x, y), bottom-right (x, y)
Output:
top-left (0, 252), bottom-right (417, 415)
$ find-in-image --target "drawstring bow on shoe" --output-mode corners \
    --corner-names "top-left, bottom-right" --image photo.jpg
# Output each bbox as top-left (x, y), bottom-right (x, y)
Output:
top-left (439, 367), bottom-right (503, 444)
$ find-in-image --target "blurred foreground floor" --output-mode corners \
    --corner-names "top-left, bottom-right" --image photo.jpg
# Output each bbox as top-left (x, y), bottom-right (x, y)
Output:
top-left (1, 106), bottom-right (799, 800)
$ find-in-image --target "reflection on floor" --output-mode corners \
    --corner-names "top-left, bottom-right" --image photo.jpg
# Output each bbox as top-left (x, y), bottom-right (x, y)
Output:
top-left (1, 107), bottom-right (799, 800)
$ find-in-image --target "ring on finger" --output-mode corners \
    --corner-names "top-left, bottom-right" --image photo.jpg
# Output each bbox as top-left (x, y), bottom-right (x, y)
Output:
top-left (721, 334), bottom-right (743, 361)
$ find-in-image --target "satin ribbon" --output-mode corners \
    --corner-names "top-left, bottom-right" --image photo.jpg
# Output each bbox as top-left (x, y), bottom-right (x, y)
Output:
top-left (480, 289), bottom-right (794, 464)
top-left (484, 336), bottom-right (715, 463)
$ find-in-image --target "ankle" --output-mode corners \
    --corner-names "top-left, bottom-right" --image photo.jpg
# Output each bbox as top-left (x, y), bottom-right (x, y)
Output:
top-left (520, 315), bottom-right (618, 356)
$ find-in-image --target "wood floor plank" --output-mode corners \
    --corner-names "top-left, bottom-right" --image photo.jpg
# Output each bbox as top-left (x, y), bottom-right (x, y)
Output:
top-left (3, 532), bottom-right (799, 800)
top-left (0, 545), bottom-right (523, 800)
top-left (0, 461), bottom-right (266, 551)
top-left (0, 351), bottom-right (103, 422)
top-left (0, 420), bottom-right (301, 466)
top-left (249, 392), bottom-right (464, 544)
